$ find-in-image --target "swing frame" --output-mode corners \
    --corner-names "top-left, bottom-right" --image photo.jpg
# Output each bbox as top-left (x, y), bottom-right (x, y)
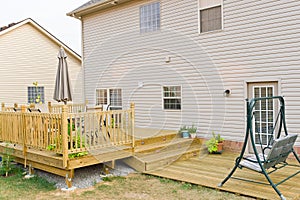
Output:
top-left (218, 96), bottom-right (300, 200)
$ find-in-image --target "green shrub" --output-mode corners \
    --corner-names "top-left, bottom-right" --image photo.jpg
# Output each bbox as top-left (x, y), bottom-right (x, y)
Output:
top-left (0, 144), bottom-right (16, 177)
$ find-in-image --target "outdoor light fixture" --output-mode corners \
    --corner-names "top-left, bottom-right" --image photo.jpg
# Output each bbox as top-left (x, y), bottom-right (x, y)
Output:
top-left (224, 89), bottom-right (231, 97)
top-left (165, 56), bottom-right (171, 63)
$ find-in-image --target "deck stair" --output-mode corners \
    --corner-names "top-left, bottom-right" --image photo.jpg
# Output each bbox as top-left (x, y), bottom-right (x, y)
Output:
top-left (124, 131), bottom-right (204, 172)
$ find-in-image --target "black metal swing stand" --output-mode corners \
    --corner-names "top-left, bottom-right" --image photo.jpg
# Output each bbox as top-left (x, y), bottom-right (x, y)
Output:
top-left (218, 96), bottom-right (300, 200)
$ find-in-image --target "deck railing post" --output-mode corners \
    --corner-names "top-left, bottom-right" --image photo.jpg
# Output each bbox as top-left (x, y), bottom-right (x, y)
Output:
top-left (1, 103), bottom-right (4, 111)
top-left (29, 103), bottom-right (35, 109)
top-left (62, 105), bottom-right (68, 168)
top-left (85, 100), bottom-right (88, 112)
top-left (21, 105), bottom-right (27, 167)
top-left (130, 102), bottom-right (135, 149)
top-left (48, 102), bottom-right (52, 113)
top-left (14, 103), bottom-right (18, 108)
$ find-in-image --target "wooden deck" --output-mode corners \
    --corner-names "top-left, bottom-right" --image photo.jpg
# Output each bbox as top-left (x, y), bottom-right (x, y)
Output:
top-left (0, 127), bottom-right (178, 178)
top-left (1, 122), bottom-right (299, 200)
top-left (0, 142), bottom-right (132, 177)
top-left (145, 151), bottom-right (300, 200)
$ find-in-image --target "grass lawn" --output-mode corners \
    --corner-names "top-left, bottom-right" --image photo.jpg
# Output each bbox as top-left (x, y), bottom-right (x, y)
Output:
top-left (0, 170), bottom-right (254, 200)
top-left (0, 168), bottom-right (56, 199)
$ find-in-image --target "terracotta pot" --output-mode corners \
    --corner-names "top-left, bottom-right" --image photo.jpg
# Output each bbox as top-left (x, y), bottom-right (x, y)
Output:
top-left (217, 141), bottom-right (224, 152)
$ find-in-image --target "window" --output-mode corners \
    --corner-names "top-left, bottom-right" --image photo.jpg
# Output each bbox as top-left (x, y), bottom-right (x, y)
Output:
top-left (199, 0), bottom-right (222, 33)
top-left (140, 2), bottom-right (160, 33)
top-left (163, 86), bottom-right (181, 110)
top-left (96, 89), bottom-right (122, 110)
top-left (96, 89), bottom-right (107, 105)
top-left (28, 86), bottom-right (45, 104)
top-left (109, 89), bottom-right (122, 110)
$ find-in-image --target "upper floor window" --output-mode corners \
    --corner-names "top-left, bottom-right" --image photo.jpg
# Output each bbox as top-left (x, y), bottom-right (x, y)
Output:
top-left (140, 2), bottom-right (160, 33)
top-left (199, 0), bottom-right (222, 33)
top-left (163, 86), bottom-right (181, 110)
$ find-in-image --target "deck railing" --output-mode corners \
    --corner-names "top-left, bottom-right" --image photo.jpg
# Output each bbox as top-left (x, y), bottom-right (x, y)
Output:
top-left (48, 101), bottom-right (87, 113)
top-left (67, 106), bottom-right (135, 153)
top-left (0, 103), bottom-right (135, 167)
top-left (1, 103), bottom-right (35, 112)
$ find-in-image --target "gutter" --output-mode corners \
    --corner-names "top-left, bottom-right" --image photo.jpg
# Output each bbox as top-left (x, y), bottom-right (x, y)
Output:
top-left (67, 0), bottom-right (122, 19)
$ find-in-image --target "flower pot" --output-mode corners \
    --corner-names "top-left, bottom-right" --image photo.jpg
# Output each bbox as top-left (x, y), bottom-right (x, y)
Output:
top-left (181, 130), bottom-right (190, 138)
top-left (217, 141), bottom-right (224, 152)
top-left (190, 133), bottom-right (197, 138)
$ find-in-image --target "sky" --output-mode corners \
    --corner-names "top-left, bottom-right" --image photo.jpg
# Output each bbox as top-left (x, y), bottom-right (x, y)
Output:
top-left (0, 0), bottom-right (89, 54)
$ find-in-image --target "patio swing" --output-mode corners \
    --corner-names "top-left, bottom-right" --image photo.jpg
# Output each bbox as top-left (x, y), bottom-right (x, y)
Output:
top-left (218, 96), bottom-right (300, 200)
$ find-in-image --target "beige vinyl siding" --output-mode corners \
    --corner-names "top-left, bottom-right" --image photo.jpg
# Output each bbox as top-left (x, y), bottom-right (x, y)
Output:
top-left (197, 0), bottom-right (300, 144)
top-left (81, 0), bottom-right (300, 146)
top-left (0, 23), bottom-right (83, 111)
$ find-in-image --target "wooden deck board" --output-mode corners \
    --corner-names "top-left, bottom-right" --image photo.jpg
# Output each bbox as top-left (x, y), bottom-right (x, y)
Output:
top-left (134, 128), bottom-right (177, 139)
top-left (145, 152), bottom-right (300, 200)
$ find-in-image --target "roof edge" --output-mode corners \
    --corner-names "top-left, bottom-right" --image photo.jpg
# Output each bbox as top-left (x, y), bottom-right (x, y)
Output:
top-left (67, 0), bottom-right (129, 19)
top-left (0, 18), bottom-right (81, 61)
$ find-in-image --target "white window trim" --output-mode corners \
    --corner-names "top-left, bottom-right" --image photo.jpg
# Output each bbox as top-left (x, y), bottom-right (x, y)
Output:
top-left (162, 85), bottom-right (182, 111)
top-left (198, 0), bottom-right (224, 34)
top-left (95, 88), bottom-right (122, 109)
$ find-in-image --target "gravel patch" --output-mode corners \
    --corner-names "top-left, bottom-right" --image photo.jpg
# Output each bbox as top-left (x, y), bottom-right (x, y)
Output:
top-left (28, 160), bottom-right (136, 189)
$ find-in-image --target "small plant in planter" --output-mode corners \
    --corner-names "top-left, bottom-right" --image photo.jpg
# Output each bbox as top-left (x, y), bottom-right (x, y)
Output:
top-left (187, 125), bottom-right (197, 138)
top-left (178, 125), bottom-right (190, 138)
top-left (205, 132), bottom-right (224, 154)
top-left (178, 125), bottom-right (198, 138)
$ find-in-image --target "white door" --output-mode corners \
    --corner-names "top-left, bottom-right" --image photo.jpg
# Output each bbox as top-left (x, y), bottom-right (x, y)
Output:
top-left (247, 82), bottom-right (278, 152)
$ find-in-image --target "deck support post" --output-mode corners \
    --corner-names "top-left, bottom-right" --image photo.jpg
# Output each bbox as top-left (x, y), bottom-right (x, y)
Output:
top-left (21, 105), bottom-right (28, 167)
top-left (65, 173), bottom-right (72, 188)
top-left (130, 102), bottom-right (135, 150)
top-left (62, 105), bottom-right (68, 168)
top-left (28, 164), bottom-right (34, 175)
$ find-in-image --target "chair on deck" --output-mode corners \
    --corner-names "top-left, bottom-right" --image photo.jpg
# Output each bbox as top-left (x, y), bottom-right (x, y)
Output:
top-left (239, 134), bottom-right (298, 172)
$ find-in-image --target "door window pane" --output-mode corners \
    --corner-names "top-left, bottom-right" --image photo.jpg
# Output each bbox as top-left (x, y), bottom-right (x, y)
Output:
top-left (253, 86), bottom-right (274, 146)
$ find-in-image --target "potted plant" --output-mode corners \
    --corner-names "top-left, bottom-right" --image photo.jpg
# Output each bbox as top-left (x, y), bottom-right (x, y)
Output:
top-left (187, 125), bottom-right (197, 138)
top-left (205, 132), bottom-right (224, 154)
top-left (178, 125), bottom-right (190, 138)
top-left (178, 125), bottom-right (198, 138)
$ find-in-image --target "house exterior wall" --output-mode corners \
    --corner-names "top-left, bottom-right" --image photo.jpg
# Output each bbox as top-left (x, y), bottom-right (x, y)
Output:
top-left (0, 23), bottom-right (83, 111)
top-left (80, 0), bottom-right (300, 146)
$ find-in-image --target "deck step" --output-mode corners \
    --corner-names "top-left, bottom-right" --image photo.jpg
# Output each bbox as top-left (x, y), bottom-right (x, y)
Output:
top-left (124, 138), bottom-right (203, 172)
top-left (142, 142), bottom-right (202, 171)
top-left (135, 131), bottom-right (179, 147)
top-left (134, 138), bottom-right (196, 154)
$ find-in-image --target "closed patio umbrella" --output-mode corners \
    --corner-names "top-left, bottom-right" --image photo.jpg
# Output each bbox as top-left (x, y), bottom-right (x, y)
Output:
top-left (53, 47), bottom-right (72, 104)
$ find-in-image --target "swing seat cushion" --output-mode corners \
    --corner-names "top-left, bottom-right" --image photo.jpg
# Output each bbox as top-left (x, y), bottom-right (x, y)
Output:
top-left (240, 134), bottom-right (298, 172)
